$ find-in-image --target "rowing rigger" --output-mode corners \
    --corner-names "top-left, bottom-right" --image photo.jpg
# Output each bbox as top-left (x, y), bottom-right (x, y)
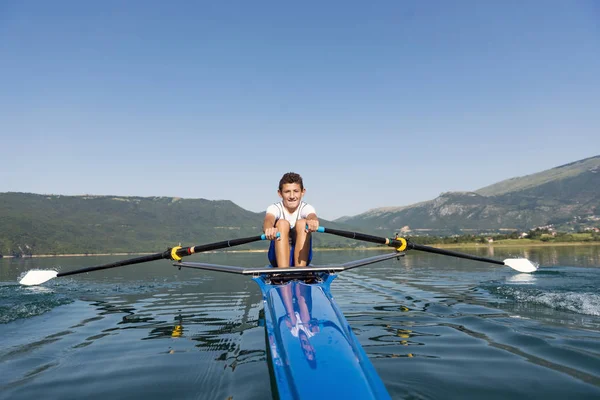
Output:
top-left (18, 227), bottom-right (538, 399)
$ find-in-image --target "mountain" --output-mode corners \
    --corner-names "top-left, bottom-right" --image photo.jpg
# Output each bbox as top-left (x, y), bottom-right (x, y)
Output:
top-left (475, 156), bottom-right (600, 197)
top-left (2, 156), bottom-right (599, 255)
top-left (336, 156), bottom-right (600, 235)
top-left (0, 193), bottom-right (356, 256)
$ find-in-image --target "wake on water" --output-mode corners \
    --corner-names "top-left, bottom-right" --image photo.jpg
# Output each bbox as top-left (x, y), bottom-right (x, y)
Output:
top-left (0, 284), bottom-right (73, 324)
top-left (491, 286), bottom-right (600, 317)
top-left (485, 266), bottom-right (600, 317)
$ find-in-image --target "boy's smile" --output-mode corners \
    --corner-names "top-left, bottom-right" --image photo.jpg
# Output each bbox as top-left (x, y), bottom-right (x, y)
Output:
top-left (278, 183), bottom-right (305, 212)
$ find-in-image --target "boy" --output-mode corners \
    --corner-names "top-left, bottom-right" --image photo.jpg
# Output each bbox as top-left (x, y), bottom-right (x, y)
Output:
top-left (263, 172), bottom-right (319, 268)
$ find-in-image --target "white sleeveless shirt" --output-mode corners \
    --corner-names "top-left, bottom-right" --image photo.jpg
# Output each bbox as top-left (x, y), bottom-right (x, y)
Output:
top-left (266, 201), bottom-right (316, 229)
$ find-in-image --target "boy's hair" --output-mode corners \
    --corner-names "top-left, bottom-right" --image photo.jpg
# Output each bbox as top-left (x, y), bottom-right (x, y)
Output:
top-left (278, 172), bottom-right (304, 191)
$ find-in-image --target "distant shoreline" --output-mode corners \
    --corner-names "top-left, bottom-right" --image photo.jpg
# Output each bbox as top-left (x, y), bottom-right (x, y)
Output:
top-left (416, 241), bottom-right (600, 249)
top-left (2, 241), bottom-right (599, 259)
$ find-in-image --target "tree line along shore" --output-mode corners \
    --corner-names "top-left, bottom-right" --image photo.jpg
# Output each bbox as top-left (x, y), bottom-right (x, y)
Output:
top-left (2, 233), bottom-right (599, 259)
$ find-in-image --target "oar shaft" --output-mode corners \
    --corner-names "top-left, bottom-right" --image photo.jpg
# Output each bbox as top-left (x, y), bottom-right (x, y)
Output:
top-left (57, 234), bottom-right (271, 278)
top-left (176, 234), bottom-right (269, 257)
top-left (56, 252), bottom-right (167, 277)
top-left (408, 243), bottom-right (505, 266)
top-left (318, 226), bottom-right (505, 266)
top-left (317, 227), bottom-right (395, 246)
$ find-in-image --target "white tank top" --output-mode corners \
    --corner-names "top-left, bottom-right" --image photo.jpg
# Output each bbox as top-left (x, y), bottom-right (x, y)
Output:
top-left (266, 201), bottom-right (316, 229)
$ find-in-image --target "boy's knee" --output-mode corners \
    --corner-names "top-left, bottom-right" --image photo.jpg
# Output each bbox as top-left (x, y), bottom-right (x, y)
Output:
top-left (276, 219), bottom-right (291, 230)
top-left (296, 219), bottom-right (307, 231)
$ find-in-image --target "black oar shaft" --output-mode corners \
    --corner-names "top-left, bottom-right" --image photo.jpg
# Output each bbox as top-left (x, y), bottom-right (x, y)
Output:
top-left (55, 234), bottom-right (269, 279)
top-left (56, 252), bottom-right (167, 277)
top-left (320, 227), bottom-right (391, 246)
top-left (408, 243), bottom-right (505, 266)
top-left (177, 235), bottom-right (267, 257)
top-left (319, 227), bottom-right (506, 266)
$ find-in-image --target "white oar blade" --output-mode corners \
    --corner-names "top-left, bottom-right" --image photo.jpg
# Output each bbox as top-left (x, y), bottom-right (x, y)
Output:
top-left (19, 270), bottom-right (58, 286)
top-left (503, 258), bottom-right (538, 273)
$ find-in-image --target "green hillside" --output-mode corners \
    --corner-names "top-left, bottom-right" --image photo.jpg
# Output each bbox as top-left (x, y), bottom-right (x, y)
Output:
top-left (336, 156), bottom-right (600, 235)
top-left (475, 155), bottom-right (600, 196)
top-left (0, 193), bottom-right (359, 256)
top-left (3, 155), bottom-right (599, 255)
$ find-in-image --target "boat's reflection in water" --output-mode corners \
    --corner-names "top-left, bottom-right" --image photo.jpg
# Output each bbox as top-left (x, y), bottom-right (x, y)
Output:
top-left (268, 279), bottom-right (320, 369)
top-left (257, 274), bottom-right (391, 400)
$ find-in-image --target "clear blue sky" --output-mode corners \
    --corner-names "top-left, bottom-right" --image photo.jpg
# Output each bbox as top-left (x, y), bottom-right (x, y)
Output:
top-left (1, 1), bottom-right (599, 220)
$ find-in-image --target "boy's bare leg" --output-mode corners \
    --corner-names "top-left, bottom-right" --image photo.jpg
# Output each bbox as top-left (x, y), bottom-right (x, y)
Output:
top-left (275, 219), bottom-right (291, 268)
top-left (294, 219), bottom-right (311, 266)
top-left (274, 220), bottom-right (294, 322)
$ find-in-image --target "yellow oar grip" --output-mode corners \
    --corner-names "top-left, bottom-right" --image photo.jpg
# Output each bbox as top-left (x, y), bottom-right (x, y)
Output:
top-left (171, 246), bottom-right (183, 261)
top-left (395, 237), bottom-right (407, 252)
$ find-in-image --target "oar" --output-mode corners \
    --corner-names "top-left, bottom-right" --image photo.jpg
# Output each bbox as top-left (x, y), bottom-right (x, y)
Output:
top-left (315, 227), bottom-right (538, 273)
top-left (19, 233), bottom-right (277, 286)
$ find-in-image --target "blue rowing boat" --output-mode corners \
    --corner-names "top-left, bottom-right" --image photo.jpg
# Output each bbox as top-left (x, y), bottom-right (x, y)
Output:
top-left (256, 274), bottom-right (391, 399)
top-left (176, 252), bottom-right (402, 399)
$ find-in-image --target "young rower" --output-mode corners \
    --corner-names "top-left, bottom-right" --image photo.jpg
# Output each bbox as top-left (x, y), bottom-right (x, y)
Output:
top-left (263, 172), bottom-right (320, 268)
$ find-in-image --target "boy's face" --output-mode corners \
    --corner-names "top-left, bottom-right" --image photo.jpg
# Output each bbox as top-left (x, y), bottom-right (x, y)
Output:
top-left (278, 183), bottom-right (305, 210)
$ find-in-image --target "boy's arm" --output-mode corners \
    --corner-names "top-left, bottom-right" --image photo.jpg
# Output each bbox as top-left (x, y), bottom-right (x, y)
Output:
top-left (263, 213), bottom-right (276, 231)
top-left (263, 213), bottom-right (278, 240)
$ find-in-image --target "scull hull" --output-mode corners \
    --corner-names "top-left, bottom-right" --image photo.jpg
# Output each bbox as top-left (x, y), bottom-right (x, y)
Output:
top-left (254, 274), bottom-right (391, 400)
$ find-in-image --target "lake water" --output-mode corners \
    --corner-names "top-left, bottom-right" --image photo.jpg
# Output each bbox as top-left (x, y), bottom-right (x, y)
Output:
top-left (1, 245), bottom-right (599, 399)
